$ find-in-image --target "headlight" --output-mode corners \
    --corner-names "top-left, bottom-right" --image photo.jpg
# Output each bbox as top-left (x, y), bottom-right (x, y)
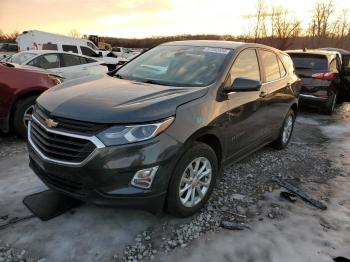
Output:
top-left (97, 117), bottom-right (175, 146)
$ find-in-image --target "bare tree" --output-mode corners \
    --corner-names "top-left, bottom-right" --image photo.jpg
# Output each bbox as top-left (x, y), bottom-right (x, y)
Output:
top-left (243, 0), bottom-right (270, 41)
top-left (270, 6), bottom-right (302, 49)
top-left (308, 1), bottom-right (335, 39)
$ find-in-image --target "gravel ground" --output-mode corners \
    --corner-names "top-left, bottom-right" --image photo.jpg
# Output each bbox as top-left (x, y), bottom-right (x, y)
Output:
top-left (0, 104), bottom-right (349, 262)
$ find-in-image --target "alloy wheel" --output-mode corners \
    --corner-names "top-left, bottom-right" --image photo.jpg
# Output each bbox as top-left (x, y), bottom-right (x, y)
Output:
top-left (178, 157), bottom-right (212, 208)
top-left (282, 114), bottom-right (293, 144)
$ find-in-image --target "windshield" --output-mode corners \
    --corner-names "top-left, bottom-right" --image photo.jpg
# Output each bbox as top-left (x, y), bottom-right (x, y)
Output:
top-left (116, 45), bottom-right (233, 87)
top-left (10, 52), bottom-right (37, 64)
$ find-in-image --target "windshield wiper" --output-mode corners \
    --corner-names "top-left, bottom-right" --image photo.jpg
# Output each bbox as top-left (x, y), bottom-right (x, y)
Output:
top-left (141, 79), bottom-right (173, 86)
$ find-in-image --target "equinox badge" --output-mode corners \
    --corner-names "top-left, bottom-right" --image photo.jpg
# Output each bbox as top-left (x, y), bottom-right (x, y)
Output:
top-left (45, 118), bottom-right (58, 128)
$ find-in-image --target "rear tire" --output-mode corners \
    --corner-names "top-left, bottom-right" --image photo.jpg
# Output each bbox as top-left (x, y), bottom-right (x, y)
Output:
top-left (166, 142), bottom-right (218, 217)
top-left (13, 96), bottom-right (37, 139)
top-left (271, 109), bottom-right (295, 150)
top-left (324, 91), bottom-right (337, 115)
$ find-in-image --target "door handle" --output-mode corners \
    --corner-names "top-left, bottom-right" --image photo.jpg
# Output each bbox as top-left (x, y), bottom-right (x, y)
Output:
top-left (259, 91), bottom-right (267, 98)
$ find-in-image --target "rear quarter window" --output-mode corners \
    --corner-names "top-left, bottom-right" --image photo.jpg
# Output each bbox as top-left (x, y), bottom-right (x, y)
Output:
top-left (288, 54), bottom-right (328, 71)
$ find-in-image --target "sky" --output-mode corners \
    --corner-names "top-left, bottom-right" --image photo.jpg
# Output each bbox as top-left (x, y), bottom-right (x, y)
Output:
top-left (0, 0), bottom-right (349, 38)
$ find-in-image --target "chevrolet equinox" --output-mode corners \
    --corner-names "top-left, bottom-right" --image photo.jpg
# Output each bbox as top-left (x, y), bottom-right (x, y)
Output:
top-left (28, 41), bottom-right (300, 217)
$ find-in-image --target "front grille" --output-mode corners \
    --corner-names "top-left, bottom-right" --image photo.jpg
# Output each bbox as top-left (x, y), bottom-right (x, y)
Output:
top-left (34, 105), bottom-right (108, 135)
top-left (30, 120), bottom-right (96, 163)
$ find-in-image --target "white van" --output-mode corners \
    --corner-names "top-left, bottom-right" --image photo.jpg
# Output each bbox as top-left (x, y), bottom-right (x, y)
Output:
top-left (16, 30), bottom-right (127, 70)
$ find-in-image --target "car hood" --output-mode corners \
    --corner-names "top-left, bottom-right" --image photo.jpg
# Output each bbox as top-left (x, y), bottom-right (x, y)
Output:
top-left (37, 75), bottom-right (208, 124)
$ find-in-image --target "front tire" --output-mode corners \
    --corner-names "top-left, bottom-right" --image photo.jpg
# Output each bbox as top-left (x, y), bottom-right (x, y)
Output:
top-left (13, 96), bottom-right (37, 139)
top-left (271, 109), bottom-right (295, 150)
top-left (166, 142), bottom-right (218, 217)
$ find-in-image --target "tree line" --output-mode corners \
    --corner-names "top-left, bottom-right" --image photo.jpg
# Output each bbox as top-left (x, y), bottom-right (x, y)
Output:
top-left (1, 0), bottom-right (349, 50)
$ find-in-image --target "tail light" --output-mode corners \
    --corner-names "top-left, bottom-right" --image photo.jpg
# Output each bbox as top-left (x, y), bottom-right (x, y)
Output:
top-left (311, 72), bottom-right (335, 80)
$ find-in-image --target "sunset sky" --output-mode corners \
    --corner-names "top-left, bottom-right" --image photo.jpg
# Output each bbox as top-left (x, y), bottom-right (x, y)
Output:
top-left (0, 0), bottom-right (349, 38)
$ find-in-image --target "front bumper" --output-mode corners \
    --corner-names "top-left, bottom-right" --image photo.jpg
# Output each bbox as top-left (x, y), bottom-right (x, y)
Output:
top-left (28, 121), bottom-right (183, 213)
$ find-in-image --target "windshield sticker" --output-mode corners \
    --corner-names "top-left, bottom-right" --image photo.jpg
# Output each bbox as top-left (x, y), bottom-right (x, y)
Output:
top-left (203, 47), bottom-right (230, 54)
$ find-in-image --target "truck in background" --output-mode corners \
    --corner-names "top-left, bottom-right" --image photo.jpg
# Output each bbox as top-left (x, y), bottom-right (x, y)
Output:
top-left (16, 30), bottom-right (127, 70)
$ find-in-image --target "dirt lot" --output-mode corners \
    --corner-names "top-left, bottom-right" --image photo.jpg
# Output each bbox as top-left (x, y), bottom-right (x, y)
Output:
top-left (1, 104), bottom-right (350, 262)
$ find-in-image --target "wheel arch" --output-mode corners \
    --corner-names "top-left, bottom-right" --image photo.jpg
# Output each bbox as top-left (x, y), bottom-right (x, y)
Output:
top-left (10, 89), bottom-right (44, 129)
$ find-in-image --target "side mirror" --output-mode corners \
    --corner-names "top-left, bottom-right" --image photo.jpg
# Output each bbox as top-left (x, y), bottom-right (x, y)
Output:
top-left (229, 77), bottom-right (262, 92)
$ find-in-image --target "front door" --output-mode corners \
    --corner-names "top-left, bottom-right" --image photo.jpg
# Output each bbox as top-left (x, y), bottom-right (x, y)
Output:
top-left (225, 48), bottom-right (266, 158)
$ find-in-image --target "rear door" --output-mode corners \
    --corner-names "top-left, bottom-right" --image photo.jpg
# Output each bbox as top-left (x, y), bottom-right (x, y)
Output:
top-left (341, 54), bottom-right (350, 101)
top-left (257, 49), bottom-right (292, 137)
top-left (59, 53), bottom-right (89, 80)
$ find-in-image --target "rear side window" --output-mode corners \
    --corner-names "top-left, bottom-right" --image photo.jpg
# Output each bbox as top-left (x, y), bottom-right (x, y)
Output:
top-left (79, 57), bottom-right (97, 64)
top-left (329, 59), bottom-right (338, 73)
top-left (61, 54), bottom-right (81, 67)
top-left (288, 54), bottom-right (328, 71)
top-left (62, 45), bottom-right (78, 53)
top-left (42, 43), bottom-right (58, 51)
top-left (259, 50), bottom-right (281, 82)
top-left (229, 49), bottom-right (260, 84)
top-left (28, 54), bottom-right (60, 69)
top-left (281, 54), bottom-right (295, 74)
top-left (278, 57), bottom-right (287, 77)
top-left (80, 46), bottom-right (98, 57)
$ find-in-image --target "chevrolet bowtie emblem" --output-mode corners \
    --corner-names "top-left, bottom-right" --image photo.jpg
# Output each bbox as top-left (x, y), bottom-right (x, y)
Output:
top-left (45, 118), bottom-right (58, 128)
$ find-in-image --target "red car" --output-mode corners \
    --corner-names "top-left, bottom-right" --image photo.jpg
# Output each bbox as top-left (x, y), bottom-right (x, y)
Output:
top-left (0, 62), bottom-right (63, 138)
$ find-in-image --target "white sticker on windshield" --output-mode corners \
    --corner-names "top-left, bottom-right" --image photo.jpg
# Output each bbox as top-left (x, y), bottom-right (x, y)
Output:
top-left (203, 47), bottom-right (230, 54)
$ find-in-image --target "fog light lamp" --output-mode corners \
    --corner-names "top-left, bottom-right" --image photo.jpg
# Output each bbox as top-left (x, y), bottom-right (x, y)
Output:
top-left (131, 166), bottom-right (159, 189)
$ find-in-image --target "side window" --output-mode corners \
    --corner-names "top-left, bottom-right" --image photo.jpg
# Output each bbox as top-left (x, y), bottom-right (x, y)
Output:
top-left (229, 49), bottom-right (260, 85)
top-left (61, 54), bottom-right (82, 67)
top-left (62, 45), bottom-right (78, 53)
top-left (329, 59), bottom-right (338, 73)
top-left (80, 46), bottom-right (98, 57)
top-left (28, 54), bottom-right (60, 69)
top-left (281, 54), bottom-right (295, 74)
top-left (260, 50), bottom-right (281, 82)
top-left (277, 56), bottom-right (287, 77)
top-left (42, 43), bottom-right (58, 51)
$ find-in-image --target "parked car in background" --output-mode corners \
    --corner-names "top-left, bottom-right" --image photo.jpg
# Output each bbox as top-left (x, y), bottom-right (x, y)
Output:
top-left (112, 46), bottom-right (141, 60)
top-left (0, 43), bottom-right (18, 61)
top-left (16, 30), bottom-right (127, 70)
top-left (27, 41), bottom-right (300, 217)
top-left (0, 62), bottom-right (62, 137)
top-left (9, 50), bottom-right (108, 80)
top-left (286, 49), bottom-right (344, 114)
top-left (319, 48), bottom-right (350, 101)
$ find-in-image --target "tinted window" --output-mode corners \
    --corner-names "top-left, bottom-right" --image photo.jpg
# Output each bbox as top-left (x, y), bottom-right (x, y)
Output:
top-left (260, 50), bottom-right (281, 82)
top-left (113, 47), bottom-right (121, 52)
top-left (281, 54), bottom-right (295, 74)
top-left (61, 54), bottom-right (81, 67)
top-left (28, 54), bottom-right (60, 69)
top-left (62, 45), bottom-right (78, 53)
top-left (42, 43), bottom-right (58, 51)
top-left (81, 46), bottom-right (98, 57)
top-left (78, 57), bottom-right (96, 64)
top-left (288, 54), bottom-right (328, 71)
top-left (278, 56), bottom-right (287, 77)
top-left (329, 59), bottom-right (338, 73)
top-left (229, 49), bottom-right (260, 84)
